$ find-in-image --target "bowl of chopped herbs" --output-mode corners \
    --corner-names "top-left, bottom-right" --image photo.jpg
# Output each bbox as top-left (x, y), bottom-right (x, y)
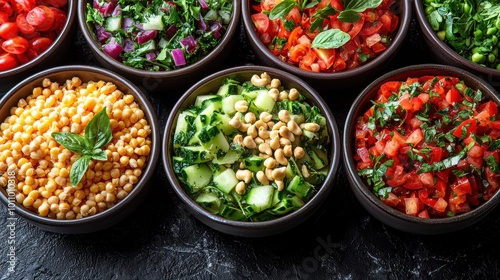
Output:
top-left (344, 64), bottom-right (500, 235)
top-left (415, 0), bottom-right (500, 88)
top-left (78, 0), bottom-right (240, 93)
top-left (162, 65), bottom-right (341, 237)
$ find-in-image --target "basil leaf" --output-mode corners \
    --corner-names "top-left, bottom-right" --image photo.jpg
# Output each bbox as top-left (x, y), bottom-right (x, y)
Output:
top-left (311, 29), bottom-right (350, 49)
top-left (345, 0), bottom-right (383, 12)
top-left (70, 155), bottom-right (91, 186)
top-left (338, 10), bottom-right (361, 23)
top-left (485, 156), bottom-right (500, 173)
top-left (51, 132), bottom-right (89, 154)
top-left (488, 139), bottom-right (500, 151)
top-left (85, 108), bottom-right (112, 150)
top-left (269, 0), bottom-right (296, 20)
top-left (90, 149), bottom-right (108, 161)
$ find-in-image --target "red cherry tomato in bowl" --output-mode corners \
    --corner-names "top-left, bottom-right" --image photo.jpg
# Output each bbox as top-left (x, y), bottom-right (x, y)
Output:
top-left (0, 52), bottom-right (19, 70)
top-left (2, 36), bottom-right (29, 54)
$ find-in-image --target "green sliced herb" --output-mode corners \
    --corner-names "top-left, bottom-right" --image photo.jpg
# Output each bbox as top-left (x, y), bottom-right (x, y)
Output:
top-left (51, 108), bottom-right (113, 186)
top-left (311, 29), bottom-right (351, 49)
top-left (488, 139), bottom-right (500, 151)
top-left (485, 155), bottom-right (500, 173)
top-left (269, 0), bottom-right (297, 20)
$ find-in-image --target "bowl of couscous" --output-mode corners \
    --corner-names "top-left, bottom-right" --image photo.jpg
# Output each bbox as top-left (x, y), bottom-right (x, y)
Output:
top-left (0, 65), bottom-right (160, 234)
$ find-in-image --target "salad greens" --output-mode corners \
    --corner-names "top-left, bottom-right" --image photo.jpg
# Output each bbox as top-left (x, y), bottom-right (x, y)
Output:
top-left (86, 0), bottom-right (233, 71)
top-left (424, 0), bottom-right (500, 69)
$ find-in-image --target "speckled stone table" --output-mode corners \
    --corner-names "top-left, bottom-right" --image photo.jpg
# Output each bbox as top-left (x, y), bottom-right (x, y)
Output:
top-left (1, 20), bottom-right (500, 280)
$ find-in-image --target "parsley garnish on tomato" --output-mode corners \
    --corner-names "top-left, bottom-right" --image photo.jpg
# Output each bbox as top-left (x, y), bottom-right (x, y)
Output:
top-left (86, 0), bottom-right (233, 71)
top-left (354, 76), bottom-right (500, 218)
top-left (251, 0), bottom-right (399, 72)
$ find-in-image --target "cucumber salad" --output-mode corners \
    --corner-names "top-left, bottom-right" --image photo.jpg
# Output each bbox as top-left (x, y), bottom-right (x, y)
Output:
top-left (86, 0), bottom-right (233, 70)
top-left (172, 72), bottom-right (331, 221)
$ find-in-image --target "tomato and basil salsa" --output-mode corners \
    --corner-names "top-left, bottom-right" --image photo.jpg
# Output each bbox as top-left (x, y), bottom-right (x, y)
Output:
top-left (86, 0), bottom-right (232, 70)
top-left (424, 0), bottom-right (500, 70)
top-left (0, 0), bottom-right (68, 71)
top-left (250, 0), bottom-right (399, 73)
top-left (354, 75), bottom-right (500, 218)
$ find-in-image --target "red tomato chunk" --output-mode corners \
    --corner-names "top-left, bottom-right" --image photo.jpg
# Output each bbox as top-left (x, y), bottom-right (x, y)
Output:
top-left (354, 76), bottom-right (500, 218)
top-left (251, 0), bottom-right (399, 73)
top-left (0, 0), bottom-right (68, 71)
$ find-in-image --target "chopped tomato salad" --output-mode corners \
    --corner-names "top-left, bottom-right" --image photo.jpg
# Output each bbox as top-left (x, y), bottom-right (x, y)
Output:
top-left (0, 0), bottom-right (68, 71)
top-left (251, 0), bottom-right (399, 73)
top-left (354, 76), bottom-right (500, 218)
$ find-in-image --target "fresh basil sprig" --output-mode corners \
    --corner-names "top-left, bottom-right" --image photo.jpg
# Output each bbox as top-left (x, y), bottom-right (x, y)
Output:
top-left (339, 0), bottom-right (383, 23)
top-left (311, 29), bottom-right (350, 49)
top-left (51, 108), bottom-right (113, 186)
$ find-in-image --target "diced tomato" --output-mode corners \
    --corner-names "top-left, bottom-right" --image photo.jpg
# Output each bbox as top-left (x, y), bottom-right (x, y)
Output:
top-left (252, 13), bottom-right (270, 34)
top-left (379, 81), bottom-right (402, 98)
top-left (356, 147), bottom-right (372, 163)
top-left (451, 177), bottom-right (472, 196)
top-left (445, 88), bottom-right (461, 104)
top-left (478, 101), bottom-right (498, 116)
top-left (383, 192), bottom-right (400, 207)
top-left (405, 128), bottom-right (423, 146)
top-left (314, 48), bottom-right (335, 69)
top-left (418, 210), bottom-right (430, 218)
top-left (404, 197), bottom-right (420, 216)
top-left (453, 119), bottom-right (477, 139)
top-left (360, 20), bottom-right (383, 36)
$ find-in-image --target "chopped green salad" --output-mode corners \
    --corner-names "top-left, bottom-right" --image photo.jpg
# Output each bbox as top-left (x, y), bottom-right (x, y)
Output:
top-left (424, 0), bottom-right (500, 69)
top-left (86, 0), bottom-right (233, 70)
top-left (172, 73), bottom-right (331, 221)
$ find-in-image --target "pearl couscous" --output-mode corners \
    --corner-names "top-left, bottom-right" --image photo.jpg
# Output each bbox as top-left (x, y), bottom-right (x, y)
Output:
top-left (0, 77), bottom-right (152, 219)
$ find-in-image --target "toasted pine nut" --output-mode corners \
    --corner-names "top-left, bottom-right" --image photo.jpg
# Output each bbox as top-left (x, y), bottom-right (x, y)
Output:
top-left (259, 143), bottom-right (272, 156)
top-left (272, 167), bottom-right (287, 181)
top-left (278, 110), bottom-right (291, 123)
top-left (303, 122), bottom-right (320, 132)
top-left (243, 136), bottom-right (256, 149)
top-left (287, 120), bottom-right (302, 136)
top-left (283, 144), bottom-right (293, 157)
top-left (294, 146), bottom-right (305, 159)
top-left (258, 126), bottom-right (270, 139)
top-left (270, 78), bottom-right (281, 89)
top-left (289, 88), bottom-right (300, 100)
top-left (256, 171), bottom-right (269, 185)
top-left (247, 125), bottom-right (258, 138)
top-left (233, 134), bottom-right (243, 145)
top-left (244, 112), bottom-right (256, 124)
top-left (275, 148), bottom-right (288, 166)
top-left (234, 100), bottom-right (249, 113)
top-left (235, 181), bottom-right (246, 195)
top-left (264, 157), bottom-right (277, 169)
top-left (278, 90), bottom-right (289, 101)
top-left (268, 88), bottom-right (279, 101)
top-left (259, 112), bottom-right (273, 122)
top-left (269, 136), bottom-right (280, 150)
top-left (276, 180), bottom-right (285, 191)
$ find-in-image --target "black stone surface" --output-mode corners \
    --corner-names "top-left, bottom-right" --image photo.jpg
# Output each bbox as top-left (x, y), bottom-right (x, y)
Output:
top-left (2, 19), bottom-right (500, 280)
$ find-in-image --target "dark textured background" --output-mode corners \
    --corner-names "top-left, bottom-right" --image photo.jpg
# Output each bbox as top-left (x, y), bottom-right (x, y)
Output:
top-left (1, 17), bottom-right (500, 280)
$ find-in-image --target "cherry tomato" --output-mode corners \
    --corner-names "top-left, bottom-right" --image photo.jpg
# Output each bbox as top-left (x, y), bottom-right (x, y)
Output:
top-left (26, 6), bottom-right (46, 26)
top-left (0, 0), bottom-right (13, 16)
top-left (0, 22), bottom-right (19, 40)
top-left (0, 11), bottom-right (9, 25)
top-left (2, 36), bottom-right (29, 54)
top-left (13, 0), bottom-right (36, 14)
top-left (0, 52), bottom-right (18, 70)
top-left (33, 5), bottom-right (55, 31)
top-left (16, 13), bottom-right (35, 34)
top-left (29, 36), bottom-right (52, 54)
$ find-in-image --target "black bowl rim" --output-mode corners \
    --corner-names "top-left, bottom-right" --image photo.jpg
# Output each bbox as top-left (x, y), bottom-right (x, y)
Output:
top-left (414, 0), bottom-right (500, 79)
top-left (0, 0), bottom-right (77, 78)
top-left (77, 0), bottom-right (241, 79)
top-left (0, 65), bottom-right (161, 229)
top-left (162, 65), bottom-right (341, 233)
top-left (343, 63), bottom-right (500, 229)
top-left (241, 0), bottom-right (412, 81)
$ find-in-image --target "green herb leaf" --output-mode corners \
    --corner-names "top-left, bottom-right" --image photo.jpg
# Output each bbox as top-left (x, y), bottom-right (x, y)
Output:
top-left (70, 155), bottom-right (91, 186)
top-left (486, 155), bottom-right (500, 173)
top-left (90, 149), bottom-right (108, 161)
top-left (269, 0), bottom-right (297, 20)
top-left (337, 10), bottom-right (361, 23)
top-left (51, 132), bottom-right (89, 154)
top-left (345, 0), bottom-right (383, 12)
top-left (488, 139), bottom-right (500, 151)
top-left (85, 108), bottom-right (113, 150)
top-left (311, 29), bottom-right (350, 49)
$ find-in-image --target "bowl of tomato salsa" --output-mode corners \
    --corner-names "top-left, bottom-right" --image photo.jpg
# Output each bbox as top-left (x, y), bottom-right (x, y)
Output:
top-left (242, 0), bottom-right (412, 90)
top-left (0, 0), bottom-right (76, 93)
top-left (344, 64), bottom-right (500, 234)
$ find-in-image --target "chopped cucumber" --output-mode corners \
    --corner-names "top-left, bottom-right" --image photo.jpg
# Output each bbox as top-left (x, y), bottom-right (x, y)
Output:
top-left (245, 185), bottom-right (274, 213)
top-left (213, 168), bottom-right (239, 194)
top-left (179, 146), bottom-right (213, 164)
top-left (181, 164), bottom-right (212, 193)
top-left (171, 72), bottom-right (330, 222)
top-left (142, 14), bottom-right (164, 30)
top-left (287, 175), bottom-right (315, 200)
top-left (242, 155), bottom-right (266, 173)
top-left (222, 95), bottom-right (244, 116)
top-left (254, 90), bottom-right (276, 113)
top-left (196, 192), bottom-right (221, 214)
top-left (105, 16), bottom-right (122, 32)
top-left (197, 125), bottom-right (229, 154)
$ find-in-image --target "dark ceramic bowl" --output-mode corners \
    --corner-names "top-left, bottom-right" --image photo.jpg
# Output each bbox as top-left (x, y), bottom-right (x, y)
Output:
top-left (242, 0), bottom-right (412, 91)
top-left (162, 65), bottom-right (341, 237)
top-left (344, 64), bottom-right (500, 235)
top-left (0, 65), bottom-right (160, 234)
top-left (77, 0), bottom-right (241, 94)
top-left (414, 0), bottom-right (500, 87)
top-left (0, 0), bottom-right (77, 93)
